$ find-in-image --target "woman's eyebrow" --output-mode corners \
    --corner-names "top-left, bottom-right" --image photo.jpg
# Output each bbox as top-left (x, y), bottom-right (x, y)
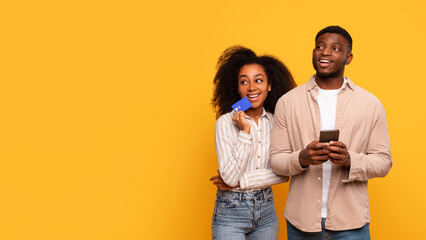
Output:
top-left (239, 73), bottom-right (265, 78)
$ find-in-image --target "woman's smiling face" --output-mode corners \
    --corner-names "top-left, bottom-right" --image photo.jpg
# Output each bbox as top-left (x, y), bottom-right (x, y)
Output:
top-left (237, 64), bottom-right (271, 111)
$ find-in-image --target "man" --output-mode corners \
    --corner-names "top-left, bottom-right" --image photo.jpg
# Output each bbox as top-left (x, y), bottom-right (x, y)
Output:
top-left (270, 26), bottom-right (392, 239)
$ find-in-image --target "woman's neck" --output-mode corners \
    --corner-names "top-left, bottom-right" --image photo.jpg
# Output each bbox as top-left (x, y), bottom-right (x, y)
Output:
top-left (245, 107), bottom-right (263, 123)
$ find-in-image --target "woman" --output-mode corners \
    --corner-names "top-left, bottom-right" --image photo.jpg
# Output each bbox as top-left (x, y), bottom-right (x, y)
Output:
top-left (210, 46), bottom-right (296, 239)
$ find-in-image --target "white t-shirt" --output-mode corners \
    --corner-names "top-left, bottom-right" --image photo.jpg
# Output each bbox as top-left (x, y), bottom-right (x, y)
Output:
top-left (317, 79), bottom-right (346, 218)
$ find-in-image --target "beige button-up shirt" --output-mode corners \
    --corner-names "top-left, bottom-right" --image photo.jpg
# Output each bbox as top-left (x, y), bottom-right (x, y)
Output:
top-left (270, 75), bottom-right (392, 232)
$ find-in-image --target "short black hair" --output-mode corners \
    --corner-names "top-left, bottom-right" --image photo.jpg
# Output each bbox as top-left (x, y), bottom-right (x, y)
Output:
top-left (315, 26), bottom-right (352, 52)
top-left (212, 46), bottom-right (296, 118)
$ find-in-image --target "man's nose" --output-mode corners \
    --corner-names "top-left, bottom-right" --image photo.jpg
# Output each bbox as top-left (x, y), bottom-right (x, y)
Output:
top-left (322, 47), bottom-right (331, 55)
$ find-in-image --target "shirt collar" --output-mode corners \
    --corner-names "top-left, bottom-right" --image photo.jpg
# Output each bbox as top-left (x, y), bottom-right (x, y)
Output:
top-left (244, 108), bottom-right (271, 120)
top-left (307, 74), bottom-right (355, 91)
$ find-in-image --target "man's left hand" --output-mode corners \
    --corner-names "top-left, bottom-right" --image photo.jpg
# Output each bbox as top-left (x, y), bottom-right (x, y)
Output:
top-left (327, 141), bottom-right (351, 167)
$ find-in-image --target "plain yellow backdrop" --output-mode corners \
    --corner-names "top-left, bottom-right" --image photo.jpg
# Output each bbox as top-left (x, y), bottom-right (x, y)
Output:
top-left (1, 0), bottom-right (425, 239)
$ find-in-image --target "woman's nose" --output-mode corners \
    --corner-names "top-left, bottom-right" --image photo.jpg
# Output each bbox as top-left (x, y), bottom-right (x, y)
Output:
top-left (248, 82), bottom-right (255, 90)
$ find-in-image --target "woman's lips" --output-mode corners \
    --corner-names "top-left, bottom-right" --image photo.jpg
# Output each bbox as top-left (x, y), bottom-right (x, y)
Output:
top-left (247, 93), bottom-right (260, 102)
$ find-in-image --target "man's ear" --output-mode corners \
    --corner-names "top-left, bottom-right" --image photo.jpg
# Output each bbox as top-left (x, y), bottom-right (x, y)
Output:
top-left (345, 52), bottom-right (353, 65)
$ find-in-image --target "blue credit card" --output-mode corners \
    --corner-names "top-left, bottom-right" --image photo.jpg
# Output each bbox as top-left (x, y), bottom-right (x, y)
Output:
top-left (232, 97), bottom-right (252, 112)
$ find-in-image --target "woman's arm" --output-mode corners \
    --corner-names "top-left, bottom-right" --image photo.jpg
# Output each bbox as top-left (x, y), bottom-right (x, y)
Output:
top-left (215, 114), bottom-right (253, 187)
top-left (238, 169), bottom-right (289, 190)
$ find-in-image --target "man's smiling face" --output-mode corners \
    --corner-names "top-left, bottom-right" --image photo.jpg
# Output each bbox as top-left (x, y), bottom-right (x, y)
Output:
top-left (312, 33), bottom-right (353, 79)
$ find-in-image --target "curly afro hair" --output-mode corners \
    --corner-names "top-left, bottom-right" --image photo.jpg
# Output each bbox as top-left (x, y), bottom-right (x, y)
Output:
top-left (212, 46), bottom-right (296, 118)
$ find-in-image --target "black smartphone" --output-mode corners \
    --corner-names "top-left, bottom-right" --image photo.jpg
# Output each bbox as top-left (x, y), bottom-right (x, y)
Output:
top-left (319, 129), bottom-right (340, 142)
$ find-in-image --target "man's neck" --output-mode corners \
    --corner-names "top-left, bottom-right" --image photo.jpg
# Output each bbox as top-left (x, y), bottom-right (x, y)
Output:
top-left (315, 75), bottom-right (345, 90)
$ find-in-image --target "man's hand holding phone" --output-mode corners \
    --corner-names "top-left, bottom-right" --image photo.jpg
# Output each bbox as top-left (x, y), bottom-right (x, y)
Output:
top-left (299, 129), bottom-right (351, 168)
top-left (299, 141), bottom-right (331, 167)
top-left (318, 129), bottom-right (350, 167)
top-left (327, 141), bottom-right (351, 167)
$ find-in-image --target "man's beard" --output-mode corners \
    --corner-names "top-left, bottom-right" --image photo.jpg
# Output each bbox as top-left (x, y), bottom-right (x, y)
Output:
top-left (315, 69), bottom-right (342, 79)
top-left (313, 59), bottom-right (345, 79)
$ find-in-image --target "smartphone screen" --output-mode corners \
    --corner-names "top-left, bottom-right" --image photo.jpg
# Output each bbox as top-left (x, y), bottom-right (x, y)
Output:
top-left (319, 129), bottom-right (339, 142)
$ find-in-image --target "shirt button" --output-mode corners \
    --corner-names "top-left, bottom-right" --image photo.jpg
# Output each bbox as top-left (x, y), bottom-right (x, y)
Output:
top-left (318, 177), bottom-right (321, 180)
top-left (256, 167), bottom-right (259, 169)
top-left (258, 156), bottom-right (260, 158)
top-left (259, 141), bottom-right (261, 143)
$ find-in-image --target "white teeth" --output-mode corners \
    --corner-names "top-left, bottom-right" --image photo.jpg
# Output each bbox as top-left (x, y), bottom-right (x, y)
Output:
top-left (248, 94), bottom-right (260, 98)
top-left (320, 60), bottom-right (330, 63)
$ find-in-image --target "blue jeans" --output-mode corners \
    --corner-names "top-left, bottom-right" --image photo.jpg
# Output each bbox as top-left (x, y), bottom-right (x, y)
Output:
top-left (212, 187), bottom-right (278, 240)
top-left (287, 218), bottom-right (370, 240)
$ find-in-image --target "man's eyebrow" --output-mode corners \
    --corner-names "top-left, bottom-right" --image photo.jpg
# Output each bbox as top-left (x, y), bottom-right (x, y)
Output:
top-left (316, 41), bottom-right (343, 47)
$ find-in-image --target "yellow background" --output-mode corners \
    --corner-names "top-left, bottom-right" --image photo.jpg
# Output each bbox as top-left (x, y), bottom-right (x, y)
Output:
top-left (1, 0), bottom-right (425, 239)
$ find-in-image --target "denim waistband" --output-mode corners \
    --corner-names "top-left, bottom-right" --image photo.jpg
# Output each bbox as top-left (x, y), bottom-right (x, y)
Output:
top-left (217, 187), bottom-right (273, 201)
